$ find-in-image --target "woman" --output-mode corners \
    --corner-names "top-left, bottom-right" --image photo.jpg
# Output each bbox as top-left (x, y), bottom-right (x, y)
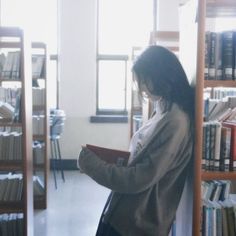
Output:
top-left (79, 45), bottom-right (194, 236)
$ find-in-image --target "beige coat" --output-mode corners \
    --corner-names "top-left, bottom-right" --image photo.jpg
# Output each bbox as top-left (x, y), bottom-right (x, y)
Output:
top-left (79, 103), bottom-right (194, 236)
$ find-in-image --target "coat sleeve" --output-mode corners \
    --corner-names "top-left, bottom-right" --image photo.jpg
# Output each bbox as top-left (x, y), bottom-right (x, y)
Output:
top-left (79, 119), bottom-right (192, 194)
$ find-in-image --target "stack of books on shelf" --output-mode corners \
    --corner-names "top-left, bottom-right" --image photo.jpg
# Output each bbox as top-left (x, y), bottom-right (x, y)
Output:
top-left (0, 87), bottom-right (20, 107)
top-left (0, 131), bottom-right (22, 162)
top-left (32, 55), bottom-right (45, 80)
top-left (0, 213), bottom-right (23, 236)
top-left (0, 174), bottom-right (23, 202)
top-left (33, 176), bottom-right (44, 199)
top-left (0, 51), bottom-right (21, 80)
top-left (201, 180), bottom-right (236, 235)
top-left (0, 53), bottom-right (6, 76)
top-left (205, 31), bottom-right (236, 81)
top-left (203, 88), bottom-right (236, 172)
top-left (32, 115), bottom-right (45, 136)
top-left (32, 141), bottom-right (45, 165)
top-left (0, 102), bottom-right (15, 120)
top-left (32, 88), bottom-right (45, 107)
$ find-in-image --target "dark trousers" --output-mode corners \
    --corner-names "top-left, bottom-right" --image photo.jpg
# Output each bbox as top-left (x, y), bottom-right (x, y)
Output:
top-left (96, 192), bottom-right (121, 236)
top-left (96, 221), bottom-right (121, 236)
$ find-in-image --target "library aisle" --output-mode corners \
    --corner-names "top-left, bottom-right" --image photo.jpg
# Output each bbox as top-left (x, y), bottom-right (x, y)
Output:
top-left (34, 171), bottom-right (110, 236)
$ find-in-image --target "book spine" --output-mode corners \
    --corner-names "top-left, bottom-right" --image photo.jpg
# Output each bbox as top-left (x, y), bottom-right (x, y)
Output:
top-left (220, 126), bottom-right (231, 171)
top-left (205, 123), bottom-right (211, 171)
top-left (209, 32), bottom-right (217, 80)
top-left (234, 31), bottom-right (236, 80)
top-left (209, 123), bottom-right (216, 171)
top-left (205, 31), bottom-right (210, 80)
top-left (215, 32), bottom-right (223, 80)
top-left (222, 31), bottom-right (234, 80)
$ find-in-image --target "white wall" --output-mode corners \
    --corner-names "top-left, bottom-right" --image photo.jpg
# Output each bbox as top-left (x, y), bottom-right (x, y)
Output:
top-left (58, 0), bottom-right (181, 159)
top-left (158, 0), bottom-right (179, 31)
top-left (58, 0), bottom-right (130, 159)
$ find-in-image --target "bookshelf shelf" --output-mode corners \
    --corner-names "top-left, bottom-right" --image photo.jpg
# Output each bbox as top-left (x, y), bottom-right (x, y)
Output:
top-left (0, 26), bottom-right (33, 235)
top-left (204, 80), bottom-right (236, 88)
top-left (179, 1), bottom-right (236, 235)
top-left (0, 161), bottom-right (23, 171)
top-left (33, 135), bottom-right (44, 141)
top-left (0, 122), bottom-right (22, 127)
top-left (0, 79), bottom-right (21, 82)
top-left (31, 42), bottom-right (49, 210)
top-left (202, 171), bottom-right (236, 180)
top-left (0, 205), bottom-right (24, 214)
top-left (0, 42), bottom-right (21, 48)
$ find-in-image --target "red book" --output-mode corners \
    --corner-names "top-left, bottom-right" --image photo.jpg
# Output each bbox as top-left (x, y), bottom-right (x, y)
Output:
top-left (86, 144), bottom-right (130, 166)
top-left (222, 121), bottom-right (236, 171)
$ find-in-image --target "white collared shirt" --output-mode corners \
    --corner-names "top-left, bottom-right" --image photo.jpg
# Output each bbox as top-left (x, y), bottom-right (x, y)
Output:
top-left (128, 101), bottom-right (166, 164)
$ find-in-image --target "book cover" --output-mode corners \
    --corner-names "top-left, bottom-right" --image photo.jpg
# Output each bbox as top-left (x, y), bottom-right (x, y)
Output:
top-left (222, 31), bottom-right (234, 80)
top-left (209, 32), bottom-right (217, 80)
top-left (220, 126), bottom-right (231, 171)
top-left (86, 144), bottom-right (130, 166)
top-left (222, 122), bottom-right (236, 171)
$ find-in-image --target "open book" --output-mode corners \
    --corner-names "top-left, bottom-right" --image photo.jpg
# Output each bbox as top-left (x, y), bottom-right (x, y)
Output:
top-left (86, 144), bottom-right (130, 166)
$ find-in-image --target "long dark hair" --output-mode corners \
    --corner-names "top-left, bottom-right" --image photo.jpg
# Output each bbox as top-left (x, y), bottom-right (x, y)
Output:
top-left (132, 45), bottom-right (195, 120)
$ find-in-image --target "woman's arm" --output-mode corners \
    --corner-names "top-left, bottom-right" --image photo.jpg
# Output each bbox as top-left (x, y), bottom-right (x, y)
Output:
top-left (79, 119), bottom-right (192, 194)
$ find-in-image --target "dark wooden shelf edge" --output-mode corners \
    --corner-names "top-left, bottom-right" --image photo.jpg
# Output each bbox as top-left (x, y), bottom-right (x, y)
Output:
top-left (202, 171), bottom-right (236, 180)
top-left (0, 201), bottom-right (24, 213)
top-left (204, 80), bottom-right (236, 88)
top-left (0, 161), bottom-right (23, 171)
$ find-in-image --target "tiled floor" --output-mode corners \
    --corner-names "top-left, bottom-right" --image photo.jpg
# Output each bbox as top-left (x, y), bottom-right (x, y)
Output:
top-left (34, 171), bottom-right (110, 236)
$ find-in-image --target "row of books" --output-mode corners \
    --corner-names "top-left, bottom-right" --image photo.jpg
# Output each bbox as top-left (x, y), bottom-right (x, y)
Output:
top-left (0, 174), bottom-right (44, 202)
top-left (0, 174), bottom-right (23, 202)
top-left (202, 198), bottom-right (236, 236)
top-left (31, 54), bottom-right (45, 79)
top-left (0, 87), bottom-right (20, 107)
top-left (32, 87), bottom-right (45, 107)
top-left (0, 102), bottom-right (15, 120)
top-left (204, 87), bottom-right (236, 100)
top-left (201, 181), bottom-right (235, 236)
top-left (33, 141), bottom-right (45, 165)
top-left (0, 213), bottom-right (23, 236)
top-left (33, 115), bottom-right (45, 135)
top-left (0, 51), bottom-right (20, 80)
top-left (202, 180), bottom-right (231, 202)
top-left (0, 52), bottom-right (45, 80)
top-left (202, 121), bottom-right (236, 171)
top-left (204, 96), bottom-right (236, 122)
top-left (205, 30), bottom-right (236, 81)
top-left (33, 176), bottom-right (44, 197)
top-left (0, 132), bottom-right (22, 162)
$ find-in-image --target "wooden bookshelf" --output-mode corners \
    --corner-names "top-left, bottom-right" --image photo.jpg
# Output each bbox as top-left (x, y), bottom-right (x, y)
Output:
top-left (31, 42), bottom-right (49, 210)
top-left (0, 26), bottom-right (33, 235)
top-left (179, 1), bottom-right (236, 235)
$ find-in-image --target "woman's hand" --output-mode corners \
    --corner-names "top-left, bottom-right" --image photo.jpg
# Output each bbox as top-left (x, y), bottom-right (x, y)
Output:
top-left (78, 147), bottom-right (98, 173)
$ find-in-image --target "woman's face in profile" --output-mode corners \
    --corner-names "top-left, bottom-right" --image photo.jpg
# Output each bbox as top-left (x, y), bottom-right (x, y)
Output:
top-left (134, 73), bottom-right (160, 101)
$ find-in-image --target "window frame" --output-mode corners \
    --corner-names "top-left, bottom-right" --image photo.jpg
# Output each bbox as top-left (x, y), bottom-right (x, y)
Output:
top-left (94, 0), bottom-right (129, 121)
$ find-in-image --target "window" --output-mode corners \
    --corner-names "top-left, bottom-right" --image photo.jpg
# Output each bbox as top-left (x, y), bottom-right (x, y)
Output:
top-left (95, 0), bottom-right (153, 120)
top-left (0, 0), bottom-right (58, 108)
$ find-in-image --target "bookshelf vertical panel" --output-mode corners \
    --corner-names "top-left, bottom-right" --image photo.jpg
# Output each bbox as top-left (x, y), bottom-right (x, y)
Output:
top-left (0, 27), bottom-right (33, 236)
top-left (180, 1), bottom-right (236, 235)
top-left (22, 31), bottom-right (33, 236)
top-left (31, 42), bottom-right (49, 209)
top-left (192, 1), bottom-right (206, 235)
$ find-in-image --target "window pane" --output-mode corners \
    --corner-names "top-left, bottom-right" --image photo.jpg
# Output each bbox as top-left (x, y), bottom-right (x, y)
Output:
top-left (98, 60), bottom-right (126, 110)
